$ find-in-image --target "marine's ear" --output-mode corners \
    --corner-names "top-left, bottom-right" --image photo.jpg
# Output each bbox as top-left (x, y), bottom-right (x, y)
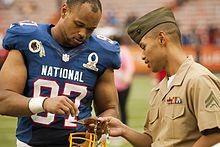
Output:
top-left (158, 31), bottom-right (166, 47)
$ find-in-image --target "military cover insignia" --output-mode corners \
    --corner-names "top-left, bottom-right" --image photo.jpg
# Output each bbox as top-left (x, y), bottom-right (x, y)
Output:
top-left (83, 52), bottom-right (99, 72)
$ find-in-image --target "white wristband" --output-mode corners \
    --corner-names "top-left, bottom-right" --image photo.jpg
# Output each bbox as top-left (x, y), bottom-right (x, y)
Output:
top-left (28, 97), bottom-right (47, 114)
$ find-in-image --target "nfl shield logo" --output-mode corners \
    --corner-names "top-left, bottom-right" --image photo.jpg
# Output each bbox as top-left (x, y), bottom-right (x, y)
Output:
top-left (62, 54), bottom-right (70, 62)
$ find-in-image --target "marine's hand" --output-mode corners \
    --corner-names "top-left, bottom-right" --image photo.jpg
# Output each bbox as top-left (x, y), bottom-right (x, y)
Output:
top-left (98, 116), bottom-right (125, 137)
top-left (78, 117), bottom-right (105, 138)
top-left (43, 96), bottom-right (78, 116)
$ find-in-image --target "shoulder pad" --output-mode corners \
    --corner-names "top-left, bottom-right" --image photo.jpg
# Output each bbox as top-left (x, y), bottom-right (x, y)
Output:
top-left (3, 21), bottom-right (39, 50)
top-left (93, 34), bottom-right (120, 53)
top-left (8, 20), bottom-right (38, 34)
top-left (89, 34), bottom-right (121, 69)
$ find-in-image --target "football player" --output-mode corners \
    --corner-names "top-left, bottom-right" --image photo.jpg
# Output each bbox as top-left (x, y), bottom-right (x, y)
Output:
top-left (0, 0), bottom-right (120, 146)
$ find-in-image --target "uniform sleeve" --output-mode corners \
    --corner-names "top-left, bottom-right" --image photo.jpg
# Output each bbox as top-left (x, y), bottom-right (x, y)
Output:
top-left (3, 26), bottom-right (22, 50)
top-left (93, 34), bottom-right (121, 70)
top-left (189, 75), bottom-right (220, 132)
top-left (3, 21), bottom-right (38, 51)
top-left (109, 42), bottom-right (121, 69)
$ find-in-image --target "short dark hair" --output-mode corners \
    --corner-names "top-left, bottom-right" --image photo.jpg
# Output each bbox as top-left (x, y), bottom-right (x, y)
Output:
top-left (66, 0), bottom-right (102, 13)
top-left (147, 23), bottom-right (182, 44)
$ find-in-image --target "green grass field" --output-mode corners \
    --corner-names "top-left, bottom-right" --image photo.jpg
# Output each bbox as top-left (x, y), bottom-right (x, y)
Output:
top-left (111, 75), bottom-right (154, 147)
top-left (1, 74), bottom-right (220, 147)
top-left (0, 75), bottom-right (154, 147)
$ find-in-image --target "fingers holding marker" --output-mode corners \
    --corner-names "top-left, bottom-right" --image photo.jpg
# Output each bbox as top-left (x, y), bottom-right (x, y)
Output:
top-left (42, 96), bottom-right (79, 116)
top-left (64, 97), bottom-right (79, 116)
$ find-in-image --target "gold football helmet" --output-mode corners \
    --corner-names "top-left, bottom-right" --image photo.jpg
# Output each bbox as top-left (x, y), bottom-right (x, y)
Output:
top-left (69, 117), bottom-right (110, 147)
top-left (69, 132), bottom-right (107, 147)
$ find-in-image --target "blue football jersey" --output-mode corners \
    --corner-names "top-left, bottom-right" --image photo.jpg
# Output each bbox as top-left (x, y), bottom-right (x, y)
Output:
top-left (3, 21), bottom-right (121, 146)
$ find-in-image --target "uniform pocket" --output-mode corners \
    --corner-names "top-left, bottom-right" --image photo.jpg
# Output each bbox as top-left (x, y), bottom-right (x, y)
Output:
top-left (149, 107), bottom-right (159, 124)
top-left (165, 105), bottom-right (185, 120)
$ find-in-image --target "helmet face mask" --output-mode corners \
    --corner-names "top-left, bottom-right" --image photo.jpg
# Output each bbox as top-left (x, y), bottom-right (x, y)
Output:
top-left (69, 117), bottom-right (108, 147)
top-left (69, 132), bottom-right (106, 147)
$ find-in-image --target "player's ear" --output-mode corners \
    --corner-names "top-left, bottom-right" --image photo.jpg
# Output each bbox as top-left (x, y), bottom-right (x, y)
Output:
top-left (61, 3), bottom-right (68, 18)
top-left (158, 31), bottom-right (166, 47)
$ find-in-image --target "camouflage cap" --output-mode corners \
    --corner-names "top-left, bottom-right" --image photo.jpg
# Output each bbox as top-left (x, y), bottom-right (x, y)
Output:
top-left (127, 7), bottom-right (177, 44)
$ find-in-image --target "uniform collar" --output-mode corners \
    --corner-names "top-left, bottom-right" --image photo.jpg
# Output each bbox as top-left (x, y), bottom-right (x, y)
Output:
top-left (154, 56), bottom-right (194, 91)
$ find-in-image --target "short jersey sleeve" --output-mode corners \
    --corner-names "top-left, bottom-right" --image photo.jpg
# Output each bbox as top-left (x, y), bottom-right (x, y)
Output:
top-left (107, 41), bottom-right (121, 69)
top-left (91, 34), bottom-right (121, 70)
top-left (2, 21), bottom-right (38, 51)
top-left (3, 25), bottom-right (21, 50)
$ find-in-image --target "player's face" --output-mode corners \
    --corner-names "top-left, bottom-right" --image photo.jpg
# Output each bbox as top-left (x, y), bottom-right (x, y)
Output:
top-left (60, 3), bottom-right (101, 47)
top-left (139, 35), bottom-right (167, 72)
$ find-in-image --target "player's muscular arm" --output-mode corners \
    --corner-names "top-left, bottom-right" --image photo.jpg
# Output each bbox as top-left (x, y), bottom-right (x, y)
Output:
top-left (0, 50), bottom-right (78, 117)
top-left (0, 50), bottom-right (31, 116)
top-left (93, 68), bottom-right (119, 118)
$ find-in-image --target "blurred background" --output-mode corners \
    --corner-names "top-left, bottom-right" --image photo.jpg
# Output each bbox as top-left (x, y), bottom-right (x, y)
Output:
top-left (0, 0), bottom-right (220, 146)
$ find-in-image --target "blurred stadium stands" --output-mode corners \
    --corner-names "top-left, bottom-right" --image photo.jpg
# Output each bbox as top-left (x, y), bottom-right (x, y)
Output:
top-left (0, 0), bottom-right (220, 72)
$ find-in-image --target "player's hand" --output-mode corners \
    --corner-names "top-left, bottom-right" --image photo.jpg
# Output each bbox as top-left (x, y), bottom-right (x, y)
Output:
top-left (43, 96), bottom-right (78, 116)
top-left (98, 116), bottom-right (125, 137)
top-left (78, 117), bottom-right (107, 138)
